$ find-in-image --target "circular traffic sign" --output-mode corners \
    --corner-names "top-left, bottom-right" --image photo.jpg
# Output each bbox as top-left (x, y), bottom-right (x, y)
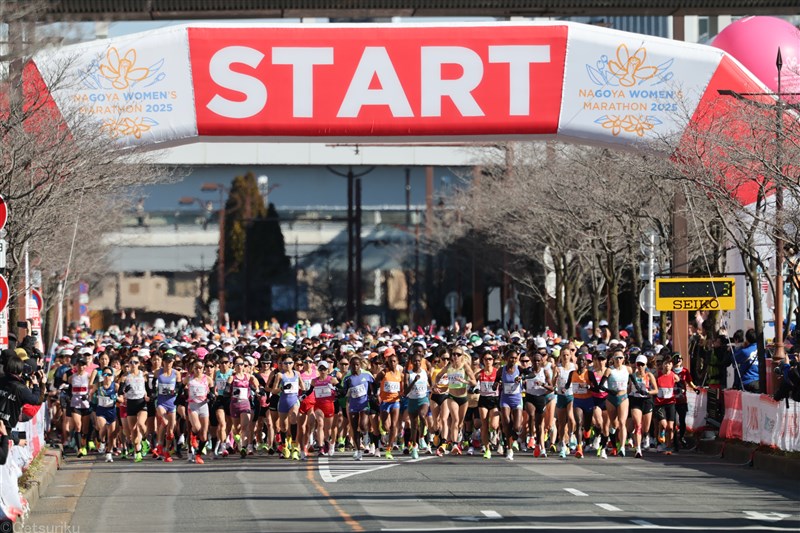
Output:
top-left (0, 195), bottom-right (6, 232)
top-left (31, 288), bottom-right (43, 312)
top-left (0, 274), bottom-right (8, 313)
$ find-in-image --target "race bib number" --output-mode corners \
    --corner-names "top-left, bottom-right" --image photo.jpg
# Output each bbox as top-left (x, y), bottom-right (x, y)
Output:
top-left (189, 383), bottom-right (206, 399)
top-left (127, 380), bottom-right (145, 398)
top-left (349, 383), bottom-right (367, 398)
top-left (383, 381), bottom-right (401, 393)
top-left (503, 382), bottom-right (521, 395)
top-left (658, 387), bottom-right (673, 399)
top-left (480, 381), bottom-right (496, 394)
top-left (315, 385), bottom-right (332, 399)
top-left (215, 378), bottom-right (228, 392)
top-left (98, 395), bottom-right (115, 408)
top-left (572, 383), bottom-right (588, 394)
top-left (412, 381), bottom-right (427, 394)
top-left (284, 381), bottom-right (299, 395)
top-left (234, 387), bottom-right (249, 400)
top-left (158, 384), bottom-right (175, 396)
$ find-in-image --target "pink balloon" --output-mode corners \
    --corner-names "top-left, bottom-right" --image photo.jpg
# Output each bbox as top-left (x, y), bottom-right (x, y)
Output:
top-left (712, 16), bottom-right (800, 102)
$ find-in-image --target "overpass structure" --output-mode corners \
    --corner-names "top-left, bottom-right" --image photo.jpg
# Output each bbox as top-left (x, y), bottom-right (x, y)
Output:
top-left (35, 0), bottom-right (800, 20)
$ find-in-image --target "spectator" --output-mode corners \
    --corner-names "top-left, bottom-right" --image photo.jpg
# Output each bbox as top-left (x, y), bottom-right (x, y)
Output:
top-left (733, 328), bottom-right (759, 393)
top-left (0, 356), bottom-right (44, 430)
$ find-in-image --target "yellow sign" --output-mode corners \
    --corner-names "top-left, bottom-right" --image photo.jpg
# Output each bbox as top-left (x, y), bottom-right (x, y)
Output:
top-left (655, 277), bottom-right (736, 311)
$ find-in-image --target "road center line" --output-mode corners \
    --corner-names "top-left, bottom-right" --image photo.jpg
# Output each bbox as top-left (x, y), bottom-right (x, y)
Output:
top-left (631, 519), bottom-right (658, 527)
top-left (306, 462), bottom-right (364, 532)
top-left (481, 510), bottom-right (502, 519)
top-left (564, 488), bottom-right (588, 497)
top-left (595, 503), bottom-right (622, 512)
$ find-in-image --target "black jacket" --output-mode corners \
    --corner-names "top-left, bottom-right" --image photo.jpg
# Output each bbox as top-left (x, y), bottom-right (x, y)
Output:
top-left (0, 374), bottom-right (42, 428)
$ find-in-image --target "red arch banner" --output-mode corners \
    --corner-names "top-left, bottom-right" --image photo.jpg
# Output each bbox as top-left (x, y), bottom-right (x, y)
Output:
top-left (30, 22), bottom-right (767, 190)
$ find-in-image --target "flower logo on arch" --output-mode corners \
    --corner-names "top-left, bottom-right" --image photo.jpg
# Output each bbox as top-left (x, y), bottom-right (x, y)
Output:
top-left (98, 47), bottom-right (150, 90)
top-left (607, 44), bottom-right (658, 87)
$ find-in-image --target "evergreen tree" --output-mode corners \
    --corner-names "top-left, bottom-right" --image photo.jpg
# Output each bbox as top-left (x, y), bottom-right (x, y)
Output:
top-left (208, 172), bottom-right (292, 322)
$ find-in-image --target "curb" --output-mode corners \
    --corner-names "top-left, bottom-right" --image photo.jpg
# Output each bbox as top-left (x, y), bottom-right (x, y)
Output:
top-left (698, 438), bottom-right (800, 480)
top-left (21, 448), bottom-right (62, 513)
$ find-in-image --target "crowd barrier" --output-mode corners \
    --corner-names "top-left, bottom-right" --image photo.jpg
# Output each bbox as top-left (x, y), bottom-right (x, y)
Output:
top-left (720, 390), bottom-right (800, 452)
top-left (0, 406), bottom-right (48, 524)
top-left (684, 388), bottom-right (709, 432)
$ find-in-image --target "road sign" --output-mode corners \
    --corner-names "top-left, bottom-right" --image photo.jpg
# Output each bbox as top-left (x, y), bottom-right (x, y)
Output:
top-left (0, 195), bottom-right (6, 232)
top-left (655, 277), bottom-right (735, 311)
top-left (0, 274), bottom-right (8, 313)
top-left (31, 287), bottom-right (43, 312)
top-left (0, 239), bottom-right (6, 269)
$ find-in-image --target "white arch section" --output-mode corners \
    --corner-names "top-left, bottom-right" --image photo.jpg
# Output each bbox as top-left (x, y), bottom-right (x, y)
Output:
top-left (32, 22), bottom-right (766, 189)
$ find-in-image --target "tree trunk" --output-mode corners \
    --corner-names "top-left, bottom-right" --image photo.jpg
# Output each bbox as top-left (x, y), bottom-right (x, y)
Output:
top-left (554, 261), bottom-right (566, 338)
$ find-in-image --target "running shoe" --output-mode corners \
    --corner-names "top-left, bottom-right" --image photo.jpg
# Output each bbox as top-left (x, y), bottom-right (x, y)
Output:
top-left (435, 446), bottom-right (444, 457)
top-left (221, 448), bottom-right (229, 458)
top-left (88, 441), bottom-right (96, 452)
top-left (664, 450), bottom-right (673, 456)
top-left (569, 434), bottom-right (578, 450)
top-left (541, 449), bottom-right (548, 458)
top-left (619, 446), bottom-right (626, 457)
top-left (432, 434), bottom-right (441, 447)
top-left (300, 449), bottom-right (307, 461)
top-left (559, 446), bottom-right (567, 459)
top-left (643, 435), bottom-right (651, 449)
top-left (527, 436), bottom-right (535, 449)
top-left (483, 447), bottom-right (491, 460)
top-left (373, 445), bottom-right (381, 458)
top-left (467, 446), bottom-right (475, 456)
top-left (419, 437), bottom-right (428, 451)
top-left (533, 445), bottom-right (541, 458)
top-left (291, 448), bottom-right (300, 461)
top-left (164, 452), bottom-right (173, 463)
top-left (142, 441), bottom-right (151, 455)
top-left (188, 452), bottom-right (195, 463)
top-left (658, 430), bottom-right (666, 444)
top-left (105, 453), bottom-right (113, 463)
top-left (234, 434), bottom-right (242, 445)
top-left (592, 435), bottom-right (601, 450)
top-left (453, 444), bottom-right (463, 456)
top-left (77, 447), bottom-right (87, 458)
top-left (411, 446), bottom-right (419, 460)
top-left (656, 443), bottom-right (666, 453)
top-left (575, 444), bottom-right (584, 459)
top-left (191, 434), bottom-right (198, 449)
top-left (608, 447), bottom-right (617, 457)
top-left (385, 450), bottom-right (394, 460)
top-left (98, 443), bottom-right (106, 454)
top-left (506, 449), bottom-right (514, 461)
top-left (241, 448), bottom-right (247, 459)
top-left (635, 448), bottom-right (643, 459)
top-left (134, 452), bottom-right (143, 463)
top-left (282, 445), bottom-right (291, 459)
top-left (195, 455), bottom-right (205, 464)
top-left (599, 448), bottom-right (608, 459)
top-left (354, 450), bottom-right (363, 461)
top-left (121, 449), bottom-right (129, 460)
top-left (496, 444), bottom-right (504, 456)
top-left (512, 440), bottom-right (520, 451)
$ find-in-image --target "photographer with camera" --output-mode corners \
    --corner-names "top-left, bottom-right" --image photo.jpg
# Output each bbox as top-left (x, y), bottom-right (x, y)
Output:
top-left (0, 355), bottom-right (45, 437)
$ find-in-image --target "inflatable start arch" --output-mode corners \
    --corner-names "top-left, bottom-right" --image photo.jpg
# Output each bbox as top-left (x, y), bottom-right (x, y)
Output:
top-left (33, 22), bottom-right (767, 152)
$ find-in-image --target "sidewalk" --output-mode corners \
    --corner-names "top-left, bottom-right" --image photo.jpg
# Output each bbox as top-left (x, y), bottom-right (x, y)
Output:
top-left (21, 447), bottom-right (63, 513)
top-left (698, 437), bottom-right (800, 480)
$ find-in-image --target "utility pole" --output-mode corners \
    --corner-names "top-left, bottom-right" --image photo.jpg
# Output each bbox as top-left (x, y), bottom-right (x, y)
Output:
top-left (355, 177), bottom-right (363, 327)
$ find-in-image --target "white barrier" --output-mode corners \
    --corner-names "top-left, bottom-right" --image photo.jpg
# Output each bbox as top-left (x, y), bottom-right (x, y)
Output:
top-left (741, 392), bottom-right (800, 452)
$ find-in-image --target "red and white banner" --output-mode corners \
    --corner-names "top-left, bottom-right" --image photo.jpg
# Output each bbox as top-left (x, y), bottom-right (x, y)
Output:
top-left (31, 22), bottom-right (768, 150)
top-left (720, 389), bottom-right (744, 440)
top-left (721, 390), bottom-right (800, 452)
top-left (684, 388), bottom-right (709, 432)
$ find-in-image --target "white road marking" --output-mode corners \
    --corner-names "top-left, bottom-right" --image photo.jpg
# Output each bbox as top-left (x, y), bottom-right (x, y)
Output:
top-left (321, 456), bottom-right (430, 482)
top-left (481, 510), bottom-right (502, 519)
top-left (595, 503), bottom-right (622, 512)
top-left (743, 511), bottom-right (790, 522)
top-left (563, 488), bottom-right (588, 497)
top-left (382, 526), bottom-right (799, 532)
top-left (631, 519), bottom-right (658, 527)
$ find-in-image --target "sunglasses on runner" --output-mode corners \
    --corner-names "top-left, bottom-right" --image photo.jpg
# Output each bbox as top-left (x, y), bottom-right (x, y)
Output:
top-left (130, 360), bottom-right (140, 364)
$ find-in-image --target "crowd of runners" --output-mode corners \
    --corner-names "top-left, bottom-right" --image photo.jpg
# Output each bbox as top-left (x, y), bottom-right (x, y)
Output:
top-left (45, 324), bottom-right (702, 464)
